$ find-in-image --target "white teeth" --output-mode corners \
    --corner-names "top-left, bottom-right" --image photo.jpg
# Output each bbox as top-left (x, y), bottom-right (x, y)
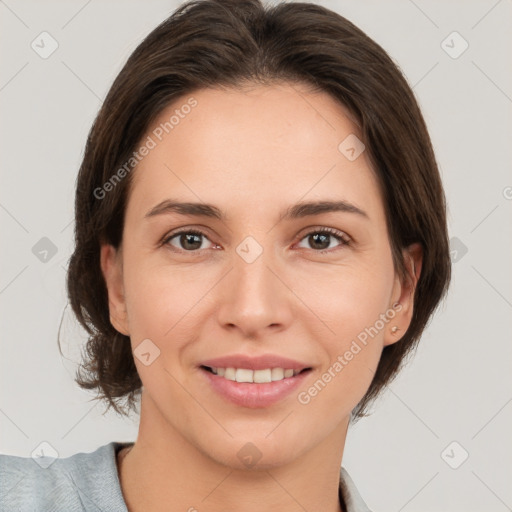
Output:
top-left (271, 368), bottom-right (284, 380)
top-left (236, 368), bottom-right (253, 383)
top-left (209, 366), bottom-right (304, 383)
top-left (224, 367), bottom-right (236, 380)
top-left (253, 369), bottom-right (272, 383)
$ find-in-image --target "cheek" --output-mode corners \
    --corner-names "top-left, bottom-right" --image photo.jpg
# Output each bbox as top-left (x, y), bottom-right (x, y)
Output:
top-left (295, 279), bottom-right (389, 419)
top-left (122, 255), bottom-right (219, 351)
top-left (299, 257), bottom-right (394, 340)
top-left (294, 260), bottom-right (393, 400)
top-left (121, 259), bottom-right (210, 404)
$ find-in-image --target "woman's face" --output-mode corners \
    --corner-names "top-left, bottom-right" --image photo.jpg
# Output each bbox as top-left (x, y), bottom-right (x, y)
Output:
top-left (102, 82), bottom-right (419, 469)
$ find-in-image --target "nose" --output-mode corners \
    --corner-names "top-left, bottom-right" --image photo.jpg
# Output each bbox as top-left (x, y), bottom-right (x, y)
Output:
top-left (215, 246), bottom-right (294, 339)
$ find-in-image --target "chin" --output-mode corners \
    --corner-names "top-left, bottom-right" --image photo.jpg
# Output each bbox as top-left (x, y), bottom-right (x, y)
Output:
top-left (203, 434), bottom-right (307, 472)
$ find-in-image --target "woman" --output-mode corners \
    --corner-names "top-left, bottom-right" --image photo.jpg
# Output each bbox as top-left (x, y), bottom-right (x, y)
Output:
top-left (0, 0), bottom-right (450, 510)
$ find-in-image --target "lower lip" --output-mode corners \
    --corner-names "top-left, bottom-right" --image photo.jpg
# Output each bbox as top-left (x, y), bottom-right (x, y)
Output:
top-left (200, 367), bottom-right (312, 408)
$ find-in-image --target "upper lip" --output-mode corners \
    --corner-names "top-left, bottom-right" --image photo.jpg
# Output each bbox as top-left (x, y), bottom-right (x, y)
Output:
top-left (200, 354), bottom-right (312, 371)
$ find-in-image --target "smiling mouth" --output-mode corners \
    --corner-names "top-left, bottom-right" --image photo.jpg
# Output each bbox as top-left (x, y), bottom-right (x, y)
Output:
top-left (200, 365), bottom-right (312, 383)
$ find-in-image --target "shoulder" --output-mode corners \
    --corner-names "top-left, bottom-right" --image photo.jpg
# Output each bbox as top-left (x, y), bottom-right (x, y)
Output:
top-left (339, 467), bottom-right (373, 512)
top-left (0, 442), bottom-right (129, 511)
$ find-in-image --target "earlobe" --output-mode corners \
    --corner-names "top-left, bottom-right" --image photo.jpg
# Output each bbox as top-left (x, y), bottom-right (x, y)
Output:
top-left (100, 243), bottom-right (130, 336)
top-left (384, 243), bottom-right (423, 347)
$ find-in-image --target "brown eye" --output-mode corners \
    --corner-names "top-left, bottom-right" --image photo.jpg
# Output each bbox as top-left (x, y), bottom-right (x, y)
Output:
top-left (163, 230), bottom-right (213, 252)
top-left (297, 228), bottom-right (350, 253)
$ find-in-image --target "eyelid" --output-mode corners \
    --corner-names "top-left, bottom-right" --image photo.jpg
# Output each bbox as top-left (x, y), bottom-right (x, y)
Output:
top-left (297, 225), bottom-right (351, 242)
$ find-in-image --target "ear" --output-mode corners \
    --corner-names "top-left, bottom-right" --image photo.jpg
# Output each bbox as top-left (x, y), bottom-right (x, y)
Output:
top-left (383, 242), bottom-right (423, 347)
top-left (100, 243), bottom-right (130, 336)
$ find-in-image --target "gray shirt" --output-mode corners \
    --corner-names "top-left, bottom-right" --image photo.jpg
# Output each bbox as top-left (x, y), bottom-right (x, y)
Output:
top-left (0, 442), bottom-right (372, 511)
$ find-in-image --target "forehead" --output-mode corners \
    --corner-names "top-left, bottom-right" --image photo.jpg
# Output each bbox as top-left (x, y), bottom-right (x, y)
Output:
top-left (127, 83), bottom-right (384, 224)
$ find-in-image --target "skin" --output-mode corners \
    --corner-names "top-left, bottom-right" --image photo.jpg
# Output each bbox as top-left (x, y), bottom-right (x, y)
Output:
top-left (101, 82), bottom-right (422, 512)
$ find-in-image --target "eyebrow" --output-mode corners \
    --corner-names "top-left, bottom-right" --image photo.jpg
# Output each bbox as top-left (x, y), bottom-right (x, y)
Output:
top-left (144, 199), bottom-right (369, 221)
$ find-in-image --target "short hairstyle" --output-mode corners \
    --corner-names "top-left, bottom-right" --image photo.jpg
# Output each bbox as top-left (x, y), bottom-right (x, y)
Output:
top-left (65, 0), bottom-right (451, 419)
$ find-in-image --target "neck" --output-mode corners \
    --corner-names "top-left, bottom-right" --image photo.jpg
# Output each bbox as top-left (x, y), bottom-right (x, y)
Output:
top-left (118, 392), bottom-right (348, 512)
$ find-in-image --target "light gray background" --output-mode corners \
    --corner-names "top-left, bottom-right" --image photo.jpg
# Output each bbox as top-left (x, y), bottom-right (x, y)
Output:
top-left (1, 1), bottom-right (511, 511)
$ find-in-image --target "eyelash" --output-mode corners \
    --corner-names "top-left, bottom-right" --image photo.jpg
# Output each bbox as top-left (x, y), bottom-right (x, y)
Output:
top-left (161, 227), bottom-right (351, 255)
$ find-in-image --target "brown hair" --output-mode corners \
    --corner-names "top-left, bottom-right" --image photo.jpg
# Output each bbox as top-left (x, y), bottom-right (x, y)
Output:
top-left (65, 0), bottom-right (451, 418)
